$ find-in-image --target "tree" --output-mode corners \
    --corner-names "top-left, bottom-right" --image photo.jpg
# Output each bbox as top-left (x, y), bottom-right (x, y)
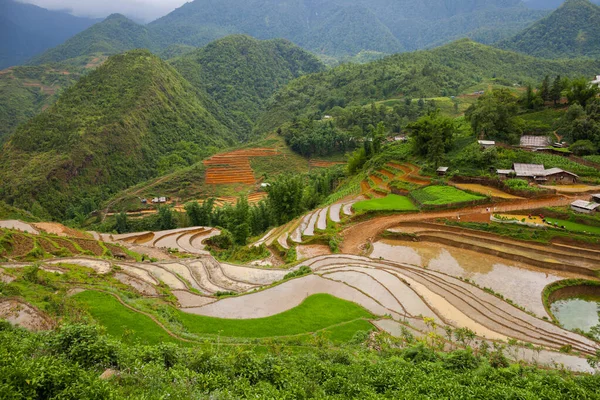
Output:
top-left (185, 199), bottom-right (214, 227)
top-left (551, 75), bottom-right (563, 105)
top-left (158, 206), bottom-right (176, 231)
top-left (407, 111), bottom-right (455, 161)
top-left (540, 75), bottom-right (551, 103)
top-left (115, 212), bottom-right (128, 234)
top-left (565, 77), bottom-right (600, 108)
top-left (521, 84), bottom-right (542, 110)
top-left (569, 140), bottom-right (597, 156)
top-left (465, 89), bottom-right (522, 144)
top-left (266, 174), bottom-right (304, 225)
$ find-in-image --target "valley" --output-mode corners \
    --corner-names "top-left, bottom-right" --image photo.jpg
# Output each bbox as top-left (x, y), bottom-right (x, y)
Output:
top-left (2, 0), bottom-right (600, 398)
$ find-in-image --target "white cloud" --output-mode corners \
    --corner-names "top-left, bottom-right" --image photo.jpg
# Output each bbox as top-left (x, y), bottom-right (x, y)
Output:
top-left (19, 0), bottom-right (191, 22)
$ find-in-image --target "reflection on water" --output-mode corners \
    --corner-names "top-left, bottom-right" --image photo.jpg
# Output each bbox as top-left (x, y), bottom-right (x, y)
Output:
top-left (371, 239), bottom-right (578, 317)
top-left (551, 297), bottom-right (600, 332)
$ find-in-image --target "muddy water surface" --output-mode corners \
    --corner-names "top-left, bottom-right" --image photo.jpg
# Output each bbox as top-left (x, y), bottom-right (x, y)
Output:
top-left (371, 240), bottom-right (583, 317)
top-left (551, 297), bottom-right (600, 332)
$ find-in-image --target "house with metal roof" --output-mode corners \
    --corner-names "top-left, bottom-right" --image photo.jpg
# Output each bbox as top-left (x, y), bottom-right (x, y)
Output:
top-left (477, 140), bottom-right (495, 149)
top-left (520, 135), bottom-right (551, 149)
top-left (571, 200), bottom-right (600, 214)
top-left (496, 163), bottom-right (578, 184)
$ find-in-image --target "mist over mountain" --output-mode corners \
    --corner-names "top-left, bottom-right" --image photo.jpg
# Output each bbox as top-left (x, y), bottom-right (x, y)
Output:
top-left (0, 0), bottom-right (98, 69)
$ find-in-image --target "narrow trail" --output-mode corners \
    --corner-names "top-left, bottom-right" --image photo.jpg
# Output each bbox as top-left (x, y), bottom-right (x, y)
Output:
top-left (340, 194), bottom-right (586, 254)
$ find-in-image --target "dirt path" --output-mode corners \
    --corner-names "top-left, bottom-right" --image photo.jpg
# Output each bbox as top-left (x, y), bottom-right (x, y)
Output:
top-left (340, 194), bottom-right (585, 254)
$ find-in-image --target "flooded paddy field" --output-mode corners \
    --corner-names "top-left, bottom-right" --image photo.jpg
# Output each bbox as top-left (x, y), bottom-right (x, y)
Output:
top-left (370, 239), bottom-right (590, 317)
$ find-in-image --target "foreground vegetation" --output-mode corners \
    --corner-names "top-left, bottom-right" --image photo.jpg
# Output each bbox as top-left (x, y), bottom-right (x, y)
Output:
top-left (2, 321), bottom-right (600, 399)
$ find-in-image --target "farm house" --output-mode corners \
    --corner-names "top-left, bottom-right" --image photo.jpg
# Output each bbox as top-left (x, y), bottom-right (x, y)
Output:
top-left (496, 164), bottom-right (578, 184)
top-left (571, 200), bottom-right (600, 214)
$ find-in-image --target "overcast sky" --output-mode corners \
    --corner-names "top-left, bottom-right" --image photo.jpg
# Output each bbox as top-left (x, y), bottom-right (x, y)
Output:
top-left (20, 0), bottom-right (190, 22)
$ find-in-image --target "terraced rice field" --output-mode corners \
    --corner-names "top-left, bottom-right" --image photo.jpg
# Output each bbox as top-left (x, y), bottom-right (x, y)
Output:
top-left (204, 148), bottom-right (278, 185)
top-left (353, 194), bottom-right (418, 212)
top-left (387, 162), bottom-right (431, 186)
top-left (115, 227), bottom-right (219, 255)
top-left (454, 183), bottom-right (521, 199)
top-left (411, 185), bottom-right (485, 206)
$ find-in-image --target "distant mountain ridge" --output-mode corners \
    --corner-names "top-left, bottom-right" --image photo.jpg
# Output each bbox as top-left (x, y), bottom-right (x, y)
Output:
top-left (0, 0), bottom-right (98, 69)
top-left (500, 0), bottom-right (600, 58)
top-left (28, 0), bottom-right (550, 64)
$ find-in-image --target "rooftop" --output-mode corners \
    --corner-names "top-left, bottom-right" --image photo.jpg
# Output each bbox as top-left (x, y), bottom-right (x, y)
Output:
top-left (513, 163), bottom-right (545, 177)
top-left (571, 200), bottom-right (600, 211)
top-left (520, 135), bottom-right (551, 148)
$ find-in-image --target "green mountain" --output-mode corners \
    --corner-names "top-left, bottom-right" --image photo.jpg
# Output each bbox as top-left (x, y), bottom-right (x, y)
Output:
top-left (500, 0), bottom-right (600, 58)
top-left (0, 0), bottom-right (98, 69)
top-left (28, 14), bottom-right (158, 66)
top-left (0, 64), bottom-right (83, 143)
top-left (257, 39), bottom-right (600, 133)
top-left (171, 35), bottom-right (324, 132)
top-left (0, 50), bottom-right (236, 219)
top-left (149, 0), bottom-right (546, 57)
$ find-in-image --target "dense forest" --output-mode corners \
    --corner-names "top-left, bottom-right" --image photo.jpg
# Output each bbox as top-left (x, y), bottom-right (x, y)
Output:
top-left (171, 35), bottom-right (324, 134)
top-left (501, 0), bottom-right (600, 59)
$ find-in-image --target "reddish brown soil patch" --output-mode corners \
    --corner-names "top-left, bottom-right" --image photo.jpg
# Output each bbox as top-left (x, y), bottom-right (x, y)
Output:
top-left (378, 169), bottom-right (395, 180)
top-left (34, 222), bottom-right (89, 239)
top-left (50, 237), bottom-right (80, 255)
top-left (387, 162), bottom-right (431, 186)
top-left (37, 237), bottom-right (59, 254)
top-left (370, 174), bottom-right (389, 191)
top-left (72, 239), bottom-right (104, 256)
top-left (9, 234), bottom-right (34, 258)
top-left (204, 148), bottom-right (278, 185)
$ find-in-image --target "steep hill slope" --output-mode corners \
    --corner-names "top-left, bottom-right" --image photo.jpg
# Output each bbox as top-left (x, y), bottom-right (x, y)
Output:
top-left (501, 0), bottom-right (600, 58)
top-left (0, 50), bottom-right (236, 219)
top-left (29, 14), bottom-right (158, 66)
top-left (171, 35), bottom-right (324, 132)
top-left (257, 39), bottom-right (600, 133)
top-left (0, 0), bottom-right (98, 68)
top-left (0, 64), bottom-right (83, 143)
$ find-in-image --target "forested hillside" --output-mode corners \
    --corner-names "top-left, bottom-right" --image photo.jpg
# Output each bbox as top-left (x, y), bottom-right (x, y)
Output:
top-left (29, 14), bottom-right (159, 66)
top-left (501, 0), bottom-right (600, 58)
top-left (149, 0), bottom-right (546, 57)
top-left (171, 35), bottom-right (324, 133)
top-left (0, 50), bottom-right (238, 220)
top-left (0, 0), bottom-right (98, 69)
top-left (0, 64), bottom-right (83, 143)
top-left (257, 39), bottom-right (600, 133)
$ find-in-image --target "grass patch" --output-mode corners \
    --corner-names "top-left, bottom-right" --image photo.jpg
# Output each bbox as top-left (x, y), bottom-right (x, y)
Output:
top-left (177, 294), bottom-right (374, 338)
top-left (545, 218), bottom-right (600, 235)
top-left (73, 291), bottom-right (180, 345)
top-left (353, 194), bottom-right (418, 212)
top-left (412, 186), bottom-right (485, 206)
top-left (75, 291), bottom-right (374, 342)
